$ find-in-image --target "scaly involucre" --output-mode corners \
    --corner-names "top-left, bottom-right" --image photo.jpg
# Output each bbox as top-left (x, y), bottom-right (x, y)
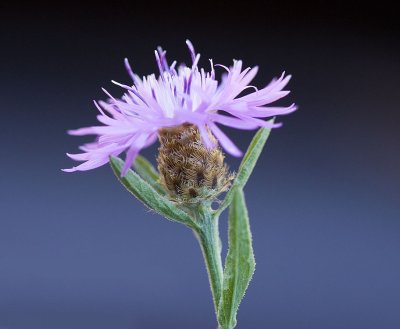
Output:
top-left (64, 40), bottom-right (296, 176)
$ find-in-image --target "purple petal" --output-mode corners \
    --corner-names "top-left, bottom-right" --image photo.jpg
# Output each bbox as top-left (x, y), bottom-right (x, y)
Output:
top-left (124, 58), bottom-right (135, 82)
top-left (66, 153), bottom-right (90, 161)
top-left (121, 146), bottom-right (139, 177)
top-left (246, 103), bottom-right (298, 117)
top-left (209, 123), bottom-right (242, 157)
top-left (68, 127), bottom-right (97, 136)
top-left (185, 39), bottom-right (196, 63)
top-left (62, 157), bottom-right (110, 172)
top-left (210, 113), bottom-right (260, 130)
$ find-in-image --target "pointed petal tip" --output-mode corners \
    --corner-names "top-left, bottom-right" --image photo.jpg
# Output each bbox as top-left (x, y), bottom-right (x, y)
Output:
top-left (283, 103), bottom-right (298, 114)
top-left (67, 127), bottom-right (93, 136)
top-left (121, 163), bottom-right (130, 177)
top-left (66, 152), bottom-right (89, 161)
top-left (120, 159), bottom-right (134, 177)
top-left (61, 168), bottom-right (75, 173)
top-left (281, 72), bottom-right (292, 80)
top-left (230, 149), bottom-right (243, 157)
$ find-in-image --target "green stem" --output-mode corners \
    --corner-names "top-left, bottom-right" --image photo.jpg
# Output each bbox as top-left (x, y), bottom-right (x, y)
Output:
top-left (193, 205), bottom-right (224, 317)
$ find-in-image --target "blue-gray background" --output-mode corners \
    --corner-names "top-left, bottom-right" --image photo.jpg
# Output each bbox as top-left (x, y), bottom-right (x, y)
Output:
top-left (1, 2), bottom-right (399, 329)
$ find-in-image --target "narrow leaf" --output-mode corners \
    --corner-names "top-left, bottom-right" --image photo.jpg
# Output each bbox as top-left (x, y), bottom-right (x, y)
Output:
top-left (133, 155), bottom-right (166, 195)
top-left (217, 188), bottom-right (255, 329)
top-left (217, 125), bottom-right (273, 215)
top-left (110, 156), bottom-right (192, 225)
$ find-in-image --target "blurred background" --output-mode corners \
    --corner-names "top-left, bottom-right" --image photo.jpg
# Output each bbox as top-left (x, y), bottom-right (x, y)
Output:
top-left (1, 1), bottom-right (399, 328)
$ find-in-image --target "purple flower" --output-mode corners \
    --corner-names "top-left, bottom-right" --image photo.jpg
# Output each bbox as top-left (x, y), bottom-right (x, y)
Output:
top-left (64, 40), bottom-right (296, 176)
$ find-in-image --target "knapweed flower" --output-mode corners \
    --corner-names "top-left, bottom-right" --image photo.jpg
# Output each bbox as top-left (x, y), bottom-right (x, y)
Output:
top-left (64, 40), bottom-right (296, 178)
top-left (64, 41), bottom-right (298, 328)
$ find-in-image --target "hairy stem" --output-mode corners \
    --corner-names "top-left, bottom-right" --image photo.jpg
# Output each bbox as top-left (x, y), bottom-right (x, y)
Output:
top-left (193, 205), bottom-right (224, 318)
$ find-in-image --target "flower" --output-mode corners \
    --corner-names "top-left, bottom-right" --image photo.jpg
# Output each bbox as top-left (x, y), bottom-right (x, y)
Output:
top-left (64, 40), bottom-right (296, 176)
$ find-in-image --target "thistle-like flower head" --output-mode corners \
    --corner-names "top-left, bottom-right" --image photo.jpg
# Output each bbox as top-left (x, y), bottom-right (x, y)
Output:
top-left (64, 40), bottom-right (296, 176)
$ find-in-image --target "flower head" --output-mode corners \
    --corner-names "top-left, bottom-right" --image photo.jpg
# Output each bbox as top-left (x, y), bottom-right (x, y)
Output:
top-left (64, 40), bottom-right (296, 176)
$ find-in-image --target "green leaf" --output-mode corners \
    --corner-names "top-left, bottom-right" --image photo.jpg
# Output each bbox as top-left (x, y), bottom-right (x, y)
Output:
top-left (133, 155), bottom-right (166, 195)
top-left (217, 188), bottom-right (255, 329)
top-left (110, 156), bottom-right (193, 226)
top-left (216, 125), bottom-right (273, 215)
